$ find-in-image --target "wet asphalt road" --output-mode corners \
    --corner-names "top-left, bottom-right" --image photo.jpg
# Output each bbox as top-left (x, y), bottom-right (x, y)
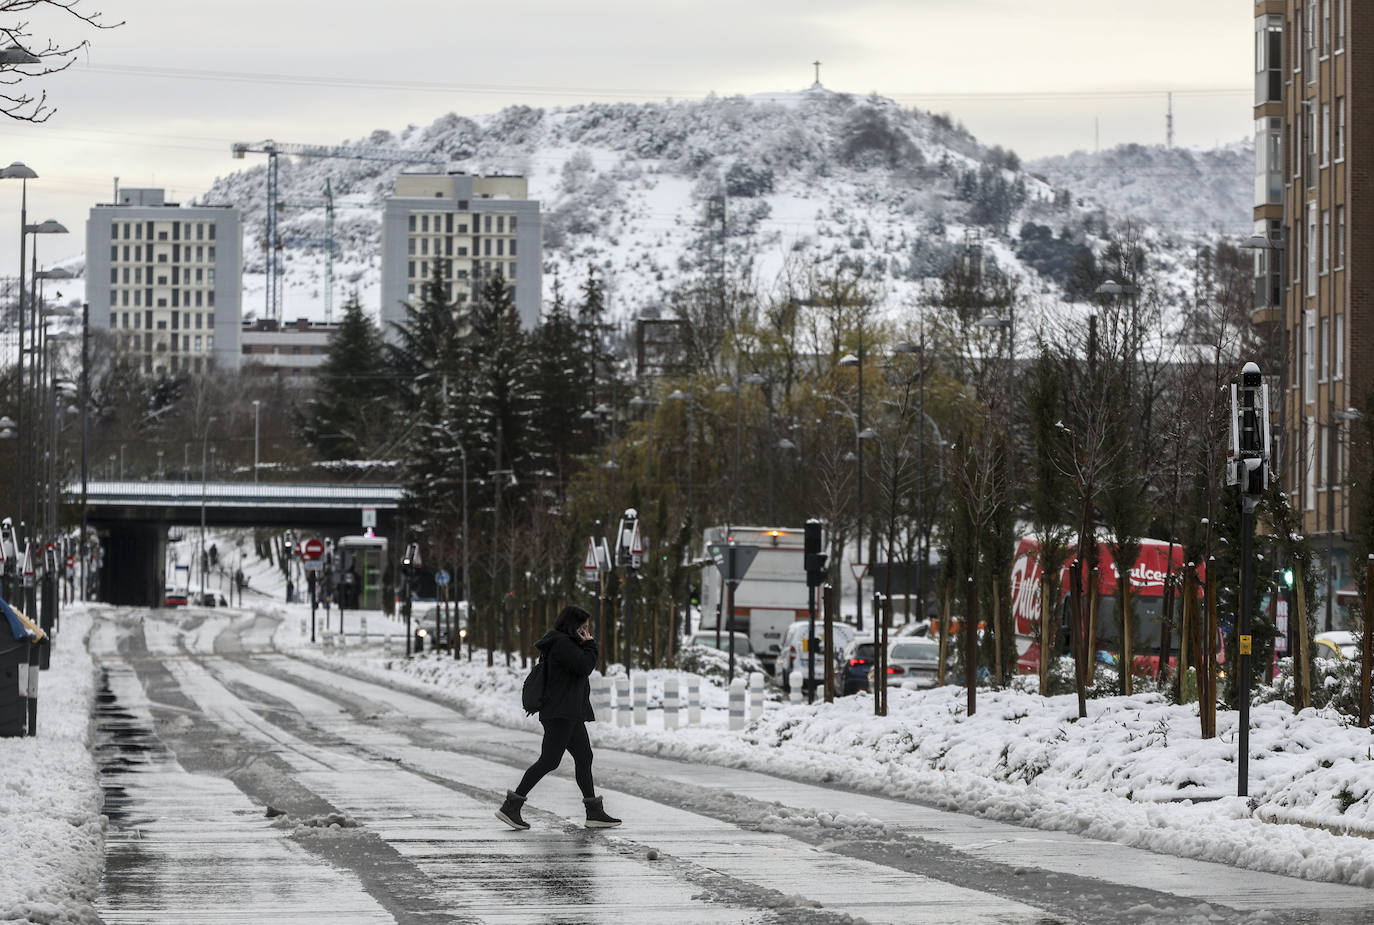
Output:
top-left (89, 606), bottom-right (1374, 924)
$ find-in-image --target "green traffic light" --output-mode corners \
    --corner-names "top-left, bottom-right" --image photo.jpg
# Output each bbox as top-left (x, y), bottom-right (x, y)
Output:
top-left (1282, 568), bottom-right (1294, 587)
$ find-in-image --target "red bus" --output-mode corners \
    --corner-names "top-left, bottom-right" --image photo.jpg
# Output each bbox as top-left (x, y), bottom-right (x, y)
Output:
top-left (1010, 536), bottom-right (1202, 676)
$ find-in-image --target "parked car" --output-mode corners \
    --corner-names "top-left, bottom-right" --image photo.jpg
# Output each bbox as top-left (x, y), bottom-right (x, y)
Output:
top-left (778, 620), bottom-right (857, 693)
top-left (685, 631), bottom-right (753, 655)
top-left (894, 620), bottom-right (931, 638)
top-left (869, 637), bottom-right (943, 690)
top-left (163, 588), bottom-right (188, 608)
top-left (838, 636), bottom-right (876, 695)
top-left (1314, 630), bottom-right (1359, 660)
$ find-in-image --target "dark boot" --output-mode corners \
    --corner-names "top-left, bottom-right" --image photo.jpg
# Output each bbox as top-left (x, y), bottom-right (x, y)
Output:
top-left (583, 796), bottom-right (621, 828)
top-left (496, 790), bottom-right (529, 830)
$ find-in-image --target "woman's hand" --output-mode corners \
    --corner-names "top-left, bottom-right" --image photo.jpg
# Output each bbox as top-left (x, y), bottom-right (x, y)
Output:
top-left (577, 625), bottom-right (594, 642)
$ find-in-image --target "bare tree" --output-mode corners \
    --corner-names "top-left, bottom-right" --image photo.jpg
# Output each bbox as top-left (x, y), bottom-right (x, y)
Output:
top-left (1, 1), bottom-right (121, 122)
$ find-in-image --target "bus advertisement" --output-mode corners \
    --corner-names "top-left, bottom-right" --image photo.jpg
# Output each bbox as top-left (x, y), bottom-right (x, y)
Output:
top-left (1010, 536), bottom-right (1202, 677)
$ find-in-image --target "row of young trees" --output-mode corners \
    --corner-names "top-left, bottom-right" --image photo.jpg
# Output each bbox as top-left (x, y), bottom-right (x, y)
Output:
top-left (296, 219), bottom-right (1367, 727)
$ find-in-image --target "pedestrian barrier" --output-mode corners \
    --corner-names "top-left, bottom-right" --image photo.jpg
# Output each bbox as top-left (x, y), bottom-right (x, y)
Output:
top-left (384, 632), bottom-right (393, 657)
top-left (633, 673), bottom-right (647, 725)
top-left (788, 671), bottom-right (803, 704)
top-left (360, 613), bottom-right (368, 644)
top-left (686, 676), bottom-right (701, 725)
top-left (663, 676), bottom-right (680, 730)
top-left (728, 677), bottom-right (747, 730)
top-left (615, 676), bottom-right (631, 727)
top-left (591, 676), bottom-right (612, 723)
top-left (749, 672), bottom-right (764, 721)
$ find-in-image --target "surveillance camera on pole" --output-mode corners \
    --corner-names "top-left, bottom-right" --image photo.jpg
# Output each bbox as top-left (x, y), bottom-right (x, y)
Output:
top-left (1228, 360), bottom-right (1270, 798)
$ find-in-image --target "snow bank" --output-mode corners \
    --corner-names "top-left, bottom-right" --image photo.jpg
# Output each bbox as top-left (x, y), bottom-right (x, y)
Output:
top-left (0, 605), bottom-right (104, 924)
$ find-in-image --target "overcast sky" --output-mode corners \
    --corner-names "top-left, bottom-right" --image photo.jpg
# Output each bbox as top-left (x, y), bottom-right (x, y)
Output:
top-left (0, 0), bottom-right (1253, 280)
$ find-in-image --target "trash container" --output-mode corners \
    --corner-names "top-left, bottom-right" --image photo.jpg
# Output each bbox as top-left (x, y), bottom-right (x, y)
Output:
top-left (0, 597), bottom-right (33, 738)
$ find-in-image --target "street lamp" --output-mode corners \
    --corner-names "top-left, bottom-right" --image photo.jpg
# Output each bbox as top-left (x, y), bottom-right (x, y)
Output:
top-left (715, 381), bottom-right (740, 523)
top-left (253, 399), bottom-right (261, 483)
top-left (200, 417), bottom-right (217, 603)
top-left (838, 349), bottom-right (867, 632)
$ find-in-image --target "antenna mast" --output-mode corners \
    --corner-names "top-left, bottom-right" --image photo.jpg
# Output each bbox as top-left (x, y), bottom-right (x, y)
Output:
top-left (1166, 92), bottom-right (1175, 148)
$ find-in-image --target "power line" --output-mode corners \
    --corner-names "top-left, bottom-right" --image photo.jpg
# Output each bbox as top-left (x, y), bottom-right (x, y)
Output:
top-left (75, 61), bottom-right (1248, 105)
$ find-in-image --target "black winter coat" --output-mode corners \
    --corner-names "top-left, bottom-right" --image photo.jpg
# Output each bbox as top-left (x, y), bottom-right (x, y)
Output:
top-left (535, 629), bottom-right (598, 722)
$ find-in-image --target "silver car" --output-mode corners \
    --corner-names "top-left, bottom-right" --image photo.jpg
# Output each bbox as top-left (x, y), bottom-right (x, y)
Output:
top-left (870, 637), bottom-right (942, 689)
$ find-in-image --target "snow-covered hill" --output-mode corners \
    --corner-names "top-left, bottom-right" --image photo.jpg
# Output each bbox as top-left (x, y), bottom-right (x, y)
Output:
top-left (1028, 140), bottom-right (1252, 236)
top-left (197, 89), bottom-right (1250, 335)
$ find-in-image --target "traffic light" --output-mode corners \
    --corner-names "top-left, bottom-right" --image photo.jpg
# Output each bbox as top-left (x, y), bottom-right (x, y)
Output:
top-left (1282, 567), bottom-right (1294, 588)
top-left (804, 519), bottom-right (826, 588)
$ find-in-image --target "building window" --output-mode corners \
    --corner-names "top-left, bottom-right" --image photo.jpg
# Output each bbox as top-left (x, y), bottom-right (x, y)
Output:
top-left (510, 238), bottom-right (517, 257)
top-left (1307, 2), bottom-right (1318, 78)
top-left (1322, 0), bottom-right (1331, 56)
top-left (208, 224), bottom-right (215, 240)
top-left (408, 260), bottom-right (415, 278)
top-left (1321, 208), bottom-right (1330, 272)
top-left (1336, 97), bottom-right (1345, 159)
top-left (1321, 102), bottom-right (1330, 166)
top-left (1320, 316), bottom-right (1330, 381)
top-left (484, 214), bottom-right (492, 233)
top-left (510, 216), bottom-right (517, 233)
top-left (1256, 14), bottom-right (1284, 103)
top-left (1305, 102), bottom-right (1317, 186)
top-left (1304, 310), bottom-right (1316, 396)
top-left (1335, 205), bottom-right (1345, 268)
top-left (1306, 417), bottom-right (1317, 509)
top-left (458, 200), bottom-right (468, 210)
top-left (1307, 204), bottom-right (1317, 295)
top-left (496, 239), bottom-right (504, 256)
top-left (421, 214), bottom-right (430, 233)
top-left (1336, 0), bottom-right (1345, 50)
top-left (408, 215), bottom-right (416, 232)
top-left (1334, 314), bottom-right (1344, 380)
top-left (457, 246), bottom-right (468, 256)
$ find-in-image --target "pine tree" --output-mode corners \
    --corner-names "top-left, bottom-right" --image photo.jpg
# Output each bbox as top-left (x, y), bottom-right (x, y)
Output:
top-left (300, 294), bottom-right (390, 460)
top-left (527, 272), bottom-right (595, 492)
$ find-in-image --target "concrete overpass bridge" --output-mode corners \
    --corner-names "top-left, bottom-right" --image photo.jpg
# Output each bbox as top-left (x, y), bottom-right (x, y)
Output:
top-left (68, 480), bottom-right (405, 607)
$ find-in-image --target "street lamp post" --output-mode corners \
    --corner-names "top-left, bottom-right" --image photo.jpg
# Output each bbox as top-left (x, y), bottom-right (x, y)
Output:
top-left (200, 417), bottom-right (216, 603)
top-left (253, 400), bottom-right (261, 483)
top-left (839, 341), bottom-right (866, 632)
top-left (2, 163), bottom-right (35, 530)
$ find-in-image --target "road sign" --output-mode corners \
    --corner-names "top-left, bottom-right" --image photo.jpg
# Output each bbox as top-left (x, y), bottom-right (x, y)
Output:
top-left (583, 538), bottom-right (599, 581)
top-left (707, 543), bottom-right (759, 589)
top-left (851, 562), bottom-right (869, 582)
top-left (435, 569), bottom-right (451, 587)
top-left (302, 537), bottom-right (325, 561)
top-left (303, 559), bottom-right (324, 573)
top-left (361, 506), bottom-right (377, 528)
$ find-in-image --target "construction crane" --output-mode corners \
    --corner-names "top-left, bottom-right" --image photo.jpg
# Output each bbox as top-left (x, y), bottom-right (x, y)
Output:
top-left (232, 139), bottom-right (441, 323)
top-left (277, 180), bottom-right (337, 323)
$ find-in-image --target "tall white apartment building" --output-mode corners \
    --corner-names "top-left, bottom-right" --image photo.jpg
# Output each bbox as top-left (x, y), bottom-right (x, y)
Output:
top-left (379, 172), bottom-right (542, 332)
top-left (85, 188), bottom-right (242, 375)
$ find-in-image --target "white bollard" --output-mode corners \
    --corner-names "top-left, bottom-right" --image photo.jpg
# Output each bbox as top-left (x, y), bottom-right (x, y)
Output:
top-left (686, 676), bottom-right (701, 725)
top-left (749, 672), bottom-right (764, 721)
top-left (384, 631), bottom-right (393, 657)
top-left (633, 673), bottom-right (648, 725)
top-left (591, 676), bottom-right (612, 723)
top-left (728, 677), bottom-right (747, 730)
top-left (616, 676), bottom-right (632, 727)
top-left (360, 613), bottom-right (368, 645)
top-left (789, 670), bottom-right (803, 704)
top-left (663, 676), bottom-right (680, 730)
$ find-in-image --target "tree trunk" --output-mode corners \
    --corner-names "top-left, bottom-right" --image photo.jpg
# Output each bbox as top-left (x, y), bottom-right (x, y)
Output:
top-left (965, 574), bottom-right (978, 716)
top-left (938, 582), bottom-right (951, 687)
top-left (1121, 577), bottom-right (1133, 696)
top-left (1038, 572), bottom-right (1053, 694)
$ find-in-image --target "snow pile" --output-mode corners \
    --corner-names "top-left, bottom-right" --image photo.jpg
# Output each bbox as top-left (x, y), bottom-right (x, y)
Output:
top-left (0, 605), bottom-right (105, 924)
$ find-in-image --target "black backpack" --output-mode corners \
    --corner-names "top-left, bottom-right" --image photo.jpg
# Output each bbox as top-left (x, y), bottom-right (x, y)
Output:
top-left (522, 656), bottom-right (549, 715)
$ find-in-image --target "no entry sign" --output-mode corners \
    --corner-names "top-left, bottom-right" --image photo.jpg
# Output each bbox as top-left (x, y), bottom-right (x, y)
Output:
top-left (302, 537), bottom-right (325, 561)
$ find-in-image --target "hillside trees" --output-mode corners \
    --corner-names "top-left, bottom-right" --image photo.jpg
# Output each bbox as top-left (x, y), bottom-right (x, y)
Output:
top-left (301, 293), bottom-right (390, 461)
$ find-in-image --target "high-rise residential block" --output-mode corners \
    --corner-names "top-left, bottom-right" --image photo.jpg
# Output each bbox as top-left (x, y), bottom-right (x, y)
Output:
top-left (1252, 0), bottom-right (1369, 624)
top-left (85, 188), bottom-right (242, 374)
top-left (379, 172), bottom-right (541, 333)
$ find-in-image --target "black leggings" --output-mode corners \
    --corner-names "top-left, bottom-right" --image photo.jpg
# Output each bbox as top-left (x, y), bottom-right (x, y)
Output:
top-left (515, 717), bottom-right (596, 799)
